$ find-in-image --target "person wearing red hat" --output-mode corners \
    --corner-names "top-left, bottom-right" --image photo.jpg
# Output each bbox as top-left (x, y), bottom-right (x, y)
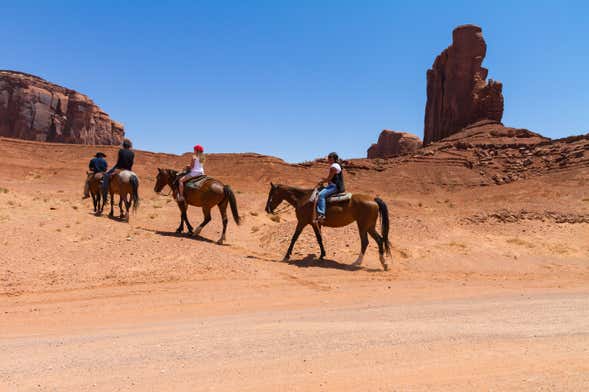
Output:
top-left (177, 144), bottom-right (206, 202)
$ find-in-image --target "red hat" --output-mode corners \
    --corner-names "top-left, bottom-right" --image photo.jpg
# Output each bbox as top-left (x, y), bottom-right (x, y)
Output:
top-left (194, 144), bottom-right (204, 153)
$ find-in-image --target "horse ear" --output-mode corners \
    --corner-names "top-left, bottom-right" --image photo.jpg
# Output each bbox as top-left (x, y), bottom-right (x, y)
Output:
top-left (270, 182), bottom-right (275, 189)
top-left (158, 168), bottom-right (162, 173)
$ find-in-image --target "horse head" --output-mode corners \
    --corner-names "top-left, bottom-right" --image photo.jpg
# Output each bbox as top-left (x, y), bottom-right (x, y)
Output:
top-left (154, 168), bottom-right (177, 193)
top-left (265, 182), bottom-right (282, 214)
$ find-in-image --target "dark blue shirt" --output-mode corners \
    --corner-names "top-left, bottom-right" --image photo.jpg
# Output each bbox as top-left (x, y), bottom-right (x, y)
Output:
top-left (89, 157), bottom-right (108, 172)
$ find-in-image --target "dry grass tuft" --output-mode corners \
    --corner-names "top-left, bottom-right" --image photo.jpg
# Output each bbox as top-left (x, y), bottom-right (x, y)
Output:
top-left (506, 238), bottom-right (535, 248)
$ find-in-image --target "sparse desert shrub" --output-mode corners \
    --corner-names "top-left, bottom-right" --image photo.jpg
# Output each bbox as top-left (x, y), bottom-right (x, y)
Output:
top-left (448, 241), bottom-right (467, 249)
top-left (0, 187), bottom-right (8, 194)
top-left (506, 238), bottom-right (535, 248)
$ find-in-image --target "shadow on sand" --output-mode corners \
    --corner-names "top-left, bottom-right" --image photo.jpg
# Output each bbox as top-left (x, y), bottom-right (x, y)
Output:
top-left (287, 254), bottom-right (381, 272)
top-left (138, 227), bottom-right (223, 245)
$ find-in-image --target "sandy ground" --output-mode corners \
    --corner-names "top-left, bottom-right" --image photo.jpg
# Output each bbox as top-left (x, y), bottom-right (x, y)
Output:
top-left (1, 138), bottom-right (588, 390)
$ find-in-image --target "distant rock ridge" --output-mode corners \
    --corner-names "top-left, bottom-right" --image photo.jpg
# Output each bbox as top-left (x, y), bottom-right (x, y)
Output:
top-left (0, 70), bottom-right (124, 145)
top-left (423, 25), bottom-right (504, 146)
top-left (367, 130), bottom-right (421, 159)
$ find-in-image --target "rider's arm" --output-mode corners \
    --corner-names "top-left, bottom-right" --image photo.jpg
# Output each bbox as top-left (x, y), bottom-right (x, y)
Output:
top-left (320, 167), bottom-right (338, 183)
top-left (113, 150), bottom-right (123, 169)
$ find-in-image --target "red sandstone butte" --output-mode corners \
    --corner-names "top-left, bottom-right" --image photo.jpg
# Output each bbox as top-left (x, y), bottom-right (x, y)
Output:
top-left (423, 25), bottom-right (503, 146)
top-left (367, 130), bottom-right (421, 158)
top-left (0, 70), bottom-right (124, 145)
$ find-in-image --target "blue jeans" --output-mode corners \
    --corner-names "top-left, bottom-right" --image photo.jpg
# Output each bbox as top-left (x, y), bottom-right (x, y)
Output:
top-left (317, 183), bottom-right (338, 216)
top-left (102, 167), bottom-right (115, 196)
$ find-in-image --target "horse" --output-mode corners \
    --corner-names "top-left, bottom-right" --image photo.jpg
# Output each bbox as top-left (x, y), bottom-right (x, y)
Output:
top-left (153, 168), bottom-right (241, 245)
top-left (87, 172), bottom-right (105, 214)
top-left (101, 170), bottom-right (140, 220)
top-left (265, 183), bottom-right (391, 270)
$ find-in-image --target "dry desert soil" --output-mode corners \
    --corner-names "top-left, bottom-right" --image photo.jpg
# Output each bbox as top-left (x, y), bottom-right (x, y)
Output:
top-left (0, 137), bottom-right (588, 391)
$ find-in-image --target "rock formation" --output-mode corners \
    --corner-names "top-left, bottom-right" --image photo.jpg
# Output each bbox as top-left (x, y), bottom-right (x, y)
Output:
top-left (0, 70), bottom-right (124, 145)
top-left (423, 25), bottom-right (503, 146)
top-left (367, 130), bottom-right (421, 158)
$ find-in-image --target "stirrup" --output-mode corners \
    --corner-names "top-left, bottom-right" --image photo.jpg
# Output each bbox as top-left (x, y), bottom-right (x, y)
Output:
top-left (315, 214), bottom-right (326, 225)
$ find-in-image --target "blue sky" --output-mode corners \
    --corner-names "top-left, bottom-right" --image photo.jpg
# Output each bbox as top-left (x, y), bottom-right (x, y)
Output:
top-left (3, 1), bottom-right (587, 162)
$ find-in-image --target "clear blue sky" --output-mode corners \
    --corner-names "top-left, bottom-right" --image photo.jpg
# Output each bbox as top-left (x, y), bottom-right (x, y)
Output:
top-left (3, 1), bottom-right (587, 162)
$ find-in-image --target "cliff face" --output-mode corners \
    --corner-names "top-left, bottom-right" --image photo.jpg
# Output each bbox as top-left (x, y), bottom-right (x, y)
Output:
top-left (0, 70), bottom-right (124, 145)
top-left (423, 25), bottom-right (503, 146)
top-left (367, 130), bottom-right (421, 158)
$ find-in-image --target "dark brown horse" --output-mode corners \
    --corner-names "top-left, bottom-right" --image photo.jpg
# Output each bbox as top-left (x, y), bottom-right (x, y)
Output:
top-left (265, 183), bottom-right (391, 270)
top-left (87, 172), bottom-right (105, 214)
top-left (153, 168), bottom-right (240, 244)
top-left (102, 170), bottom-right (140, 220)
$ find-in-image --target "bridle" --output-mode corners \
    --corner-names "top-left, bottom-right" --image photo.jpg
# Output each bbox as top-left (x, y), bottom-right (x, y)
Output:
top-left (267, 188), bottom-right (293, 215)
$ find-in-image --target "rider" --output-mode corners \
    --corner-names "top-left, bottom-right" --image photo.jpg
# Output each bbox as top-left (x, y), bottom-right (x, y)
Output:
top-left (316, 152), bottom-right (345, 222)
top-left (177, 144), bottom-right (205, 202)
top-left (102, 138), bottom-right (134, 198)
top-left (83, 152), bottom-right (108, 199)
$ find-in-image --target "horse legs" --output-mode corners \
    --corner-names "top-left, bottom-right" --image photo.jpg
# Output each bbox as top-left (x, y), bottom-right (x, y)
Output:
top-left (118, 194), bottom-right (125, 219)
top-left (284, 222), bottom-right (305, 261)
top-left (192, 207), bottom-right (211, 237)
top-left (217, 199), bottom-right (229, 245)
top-left (109, 191), bottom-right (115, 217)
top-left (368, 227), bottom-right (388, 271)
top-left (123, 193), bottom-right (131, 221)
top-left (312, 223), bottom-right (326, 259)
top-left (352, 227), bottom-right (369, 267)
top-left (178, 202), bottom-right (194, 234)
top-left (91, 193), bottom-right (97, 212)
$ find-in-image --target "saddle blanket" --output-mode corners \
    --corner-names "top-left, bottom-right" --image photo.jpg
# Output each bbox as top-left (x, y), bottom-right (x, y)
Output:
top-left (310, 189), bottom-right (352, 203)
top-left (186, 175), bottom-right (210, 190)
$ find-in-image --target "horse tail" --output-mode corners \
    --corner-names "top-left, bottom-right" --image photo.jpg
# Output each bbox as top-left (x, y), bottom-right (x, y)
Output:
top-left (130, 174), bottom-right (140, 212)
top-left (375, 198), bottom-right (391, 256)
top-left (224, 185), bottom-right (241, 225)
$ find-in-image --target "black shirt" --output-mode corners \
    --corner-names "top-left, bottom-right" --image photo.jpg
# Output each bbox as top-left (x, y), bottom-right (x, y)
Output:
top-left (114, 149), bottom-right (134, 171)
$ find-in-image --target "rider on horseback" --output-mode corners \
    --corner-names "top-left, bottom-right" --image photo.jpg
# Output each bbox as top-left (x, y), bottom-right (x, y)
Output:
top-left (316, 152), bottom-right (345, 223)
top-left (177, 144), bottom-right (205, 202)
top-left (83, 152), bottom-right (108, 199)
top-left (102, 138), bottom-right (134, 199)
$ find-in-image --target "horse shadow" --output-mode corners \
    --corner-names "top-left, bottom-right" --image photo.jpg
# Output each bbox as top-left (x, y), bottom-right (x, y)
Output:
top-left (287, 254), bottom-right (381, 272)
top-left (105, 214), bottom-right (129, 223)
top-left (140, 227), bottom-right (221, 245)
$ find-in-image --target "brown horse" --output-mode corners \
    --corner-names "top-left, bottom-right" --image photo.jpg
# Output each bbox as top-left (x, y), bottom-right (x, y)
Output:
top-left (87, 172), bottom-right (105, 214)
top-left (265, 183), bottom-right (391, 270)
top-left (102, 170), bottom-right (140, 220)
top-left (153, 168), bottom-right (240, 244)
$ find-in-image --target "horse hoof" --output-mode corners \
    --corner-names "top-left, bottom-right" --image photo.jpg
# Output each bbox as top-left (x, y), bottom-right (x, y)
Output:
top-left (283, 255), bottom-right (290, 262)
top-left (176, 229), bottom-right (183, 234)
top-left (217, 240), bottom-right (224, 245)
top-left (383, 264), bottom-right (389, 271)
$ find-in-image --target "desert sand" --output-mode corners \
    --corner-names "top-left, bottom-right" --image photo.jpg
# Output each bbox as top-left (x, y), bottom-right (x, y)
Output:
top-left (1, 136), bottom-right (588, 391)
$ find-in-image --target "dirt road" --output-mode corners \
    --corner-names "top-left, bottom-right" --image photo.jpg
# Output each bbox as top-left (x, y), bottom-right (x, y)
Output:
top-left (2, 281), bottom-right (588, 391)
